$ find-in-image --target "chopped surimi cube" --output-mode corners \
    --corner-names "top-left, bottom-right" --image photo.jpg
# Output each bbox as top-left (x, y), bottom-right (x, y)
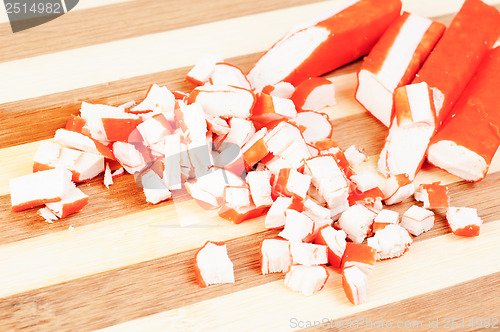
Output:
top-left (139, 169), bottom-right (172, 204)
top-left (251, 93), bottom-right (297, 123)
top-left (274, 168), bottom-right (311, 200)
top-left (65, 114), bottom-right (86, 133)
top-left (246, 170), bottom-right (273, 207)
top-left (103, 162), bottom-right (113, 188)
top-left (414, 182), bottom-right (449, 208)
top-left (350, 171), bottom-right (380, 193)
top-left (284, 265), bottom-right (329, 296)
top-left (247, 0), bottom-right (402, 91)
top-left (291, 77), bottom-right (336, 112)
top-left (187, 85), bottom-right (255, 119)
top-left (265, 196), bottom-right (294, 229)
top-left (378, 82), bottom-right (436, 180)
top-left (260, 238), bottom-right (291, 274)
top-left (279, 209), bottom-right (314, 242)
top-left (131, 84), bottom-right (175, 114)
top-left (401, 205), bottom-right (435, 236)
top-left (54, 129), bottom-right (114, 160)
top-left (218, 186), bottom-right (265, 224)
top-left (341, 242), bottom-right (377, 275)
top-left (264, 156), bottom-right (292, 175)
top-left (303, 197), bottom-right (332, 234)
top-left (175, 103), bottom-right (207, 144)
top-left (194, 241), bottom-right (234, 287)
top-left (356, 12), bottom-right (445, 126)
top-left (367, 224), bottom-right (412, 260)
top-left (372, 209), bottom-right (399, 232)
top-left (209, 63), bottom-right (252, 90)
top-left (337, 204), bottom-right (376, 243)
top-left (136, 117), bottom-right (171, 150)
top-left (205, 114), bottom-right (230, 136)
top-left (10, 168), bottom-right (74, 212)
top-left (186, 54), bottom-right (224, 85)
top-left (38, 207), bottom-right (59, 223)
top-left (344, 145), bottom-right (367, 168)
top-left (382, 174), bottom-right (414, 205)
top-left (290, 242), bottom-right (328, 266)
top-left (342, 266), bottom-right (368, 305)
top-left (348, 187), bottom-right (384, 210)
top-left (241, 127), bottom-right (269, 168)
top-left (223, 118), bottom-right (255, 147)
top-left (314, 225), bottom-right (346, 268)
top-left (112, 142), bottom-right (148, 174)
top-left (261, 81), bottom-right (295, 99)
top-left (446, 207), bottom-right (483, 237)
top-left (185, 169), bottom-right (244, 208)
top-left (289, 111), bottom-right (333, 143)
top-left (45, 186), bottom-right (89, 218)
top-left (162, 134), bottom-right (182, 190)
top-left (264, 122), bottom-right (302, 156)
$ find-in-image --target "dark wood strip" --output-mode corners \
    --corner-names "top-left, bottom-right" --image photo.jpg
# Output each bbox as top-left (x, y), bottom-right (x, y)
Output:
top-left (301, 272), bottom-right (500, 332)
top-left (0, 0), bottom-right (321, 63)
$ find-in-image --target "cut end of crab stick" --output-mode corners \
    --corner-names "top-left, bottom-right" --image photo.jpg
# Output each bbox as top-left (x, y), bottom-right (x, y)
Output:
top-left (265, 196), bottom-right (294, 229)
top-left (350, 171), bottom-right (380, 193)
top-left (274, 168), bottom-right (311, 200)
top-left (290, 242), bottom-right (328, 266)
top-left (338, 204), bottom-right (376, 243)
top-left (302, 198), bottom-right (332, 232)
top-left (382, 174), bottom-right (415, 205)
top-left (284, 265), bottom-right (329, 296)
top-left (341, 242), bottom-right (377, 276)
top-left (251, 93), bottom-right (297, 124)
top-left (367, 224), bottom-right (412, 260)
top-left (344, 145), bottom-right (367, 168)
top-left (372, 209), bottom-right (399, 233)
top-left (194, 241), bottom-right (234, 287)
top-left (10, 168), bottom-right (74, 212)
top-left (131, 84), bottom-right (175, 115)
top-left (261, 81), bottom-right (295, 99)
top-left (378, 82), bottom-right (436, 180)
top-left (279, 209), bottom-right (314, 242)
top-left (246, 170), bottom-right (273, 208)
top-left (356, 12), bottom-right (445, 126)
top-left (139, 169), bottom-right (172, 205)
top-left (45, 186), bottom-right (88, 218)
top-left (414, 182), bottom-right (449, 208)
top-left (289, 111), bottom-right (333, 144)
top-left (400, 205), bottom-right (435, 236)
top-left (342, 266), bottom-right (368, 305)
top-left (446, 207), bottom-right (483, 237)
top-left (186, 54), bottom-right (224, 85)
top-left (261, 239), bottom-right (291, 275)
top-left (314, 225), bottom-right (346, 269)
top-left (209, 63), bottom-right (252, 90)
top-left (291, 77), bottom-right (336, 112)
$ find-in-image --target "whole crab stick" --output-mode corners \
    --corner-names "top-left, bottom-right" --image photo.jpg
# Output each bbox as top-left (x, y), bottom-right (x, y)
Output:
top-left (427, 47), bottom-right (500, 181)
top-left (412, 0), bottom-right (500, 126)
top-left (356, 12), bottom-right (445, 126)
top-left (247, 0), bottom-right (402, 91)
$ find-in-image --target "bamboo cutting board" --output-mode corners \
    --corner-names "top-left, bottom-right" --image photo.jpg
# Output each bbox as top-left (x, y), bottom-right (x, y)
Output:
top-left (1, 0), bottom-right (500, 331)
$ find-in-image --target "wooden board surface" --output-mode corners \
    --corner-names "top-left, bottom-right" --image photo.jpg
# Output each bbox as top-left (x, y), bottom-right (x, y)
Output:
top-left (1, 0), bottom-right (499, 331)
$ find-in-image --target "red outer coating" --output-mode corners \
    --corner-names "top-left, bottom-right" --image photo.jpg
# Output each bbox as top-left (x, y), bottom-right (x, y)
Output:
top-left (341, 242), bottom-right (377, 271)
top-left (58, 195), bottom-right (89, 218)
top-left (314, 225), bottom-right (343, 269)
top-left (421, 182), bottom-right (449, 208)
top-left (65, 114), bottom-right (86, 133)
top-left (193, 241), bottom-right (227, 287)
top-left (451, 225), bottom-right (480, 237)
top-left (101, 118), bottom-right (143, 143)
top-left (11, 197), bottom-right (62, 212)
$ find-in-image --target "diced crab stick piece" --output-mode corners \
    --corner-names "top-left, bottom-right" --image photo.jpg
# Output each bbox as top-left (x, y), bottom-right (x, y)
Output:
top-left (400, 205), bottom-right (435, 236)
top-left (138, 169), bottom-right (172, 205)
top-left (264, 122), bottom-right (310, 169)
top-left (382, 173), bottom-right (414, 205)
top-left (342, 266), bottom-right (368, 305)
top-left (446, 207), bottom-right (483, 237)
top-left (10, 168), bottom-right (74, 212)
top-left (54, 129), bottom-right (114, 160)
top-left (356, 12), bottom-right (445, 126)
top-left (251, 93), bottom-right (297, 124)
top-left (45, 186), bottom-right (88, 218)
top-left (274, 168), bottom-right (311, 200)
top-left (372, 209), bottom-right (399, 232)
top-left (344, 145), bottom-right (367, 168)
top-left (187, 141), bottom-right (215, 179)
top-left (291, 77), bottom-right (336, 112)
top-left (265, 196), bottom-right (294, 229)
top-left (289, 111), bottom-right (333, 144)
top-left (112, 142), bottom-right (149, 174)
top-left (412, 0), bottom-right (500, 125)
top-left (290, 242), bottom-right (328, 266)
top-left (209, 63), bottom-right (252, 90)
top-left (222, 118), bottom-right (255, 147)
top-left (303, 155), bottom-right (349, 218)
top-left (186, 54), bottom-right (224, 86)
top-left (162, 134), bottom-right (182, 190)
top-left (241, 127), bottom-right (269, 168)
top-left (263, 156), bottom-right (291, 175)
top-left (284, 265), bottom-right (329, 296)
top-left (131, 84), bottom-right (175, 115)
top-left (338, 204), bottom-right (376, 243)
top-left (427, 47), bottom-right (500, 181)
top-left (378, 82), bottom-right (436, 180)
top-left (173, 91), bottom-right (189, 100)
top-left (314, 225), bottom-right (346, 269)
top-left (367, 224), bottom-right (412, 260)
top-left (341, 242), bottom-right (377, 275)
top-left (136, 116), bottom-right (171, 149)
top-left (38, 207), bottom-right (59, 223)
top-left (261, 81), bottom-right (295, 99)
top-left (187, 85), bottom-right (255, 119)
top-left (174, 103), bottom-right (207, 144)
top-left (205, 114), bottom-right (230, 136)
top-left (112, 167), bottom-right (124, 177)
top-left (311, 139), bottom-right (340, 155)
top-left (218, 186), bottom-right (252, 216)
top-left (261, 238), bottom-right (291, 274)
top-left (303, 198), bottom-right (332, 234)
top-left (247, 0), bottom-right (402, 91)
top-left (246, 170), bottom-right (273, 208)
top-left (348, 187), bottom-right (384, 210)
top-left (350, 171), bottom-right (380, 193)
top-left (65, 114), bottom-right (86, 133)
top-left (194, 241), bottom-right (234, 287)
top-left (279, 209), bottom-right (314, 242)
top-left (103, 162), bottom-right (113, 188)
top-left (414, 182), bottom-right (449, 208)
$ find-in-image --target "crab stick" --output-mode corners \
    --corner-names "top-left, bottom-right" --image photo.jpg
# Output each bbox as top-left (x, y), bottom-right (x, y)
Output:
top-left (341, 242), bottom-right (376, 275)
top-left (414, 182), bottom-right (449, 208)
top-left (427, 47), bottom-right (500, 181)
top-left (45, 186), bottom-right (89, 218)
top-left (314, 225), bottom-right (347, 269)
top-left (251, 93), bottom-right (297, 124)
top-left (54, 129), bottom-right (114, 160)
top-left (241, 128), bottom-right (269, 169)
top-left (209, 63), bottom-right (252, 90)
top-left (356, 12), bottom-right (445, 126)
top-left (290, 242), bottom-right (328, 266)
top-left (284, 265), bottom-right (329, 296)
top-left (261, 81), bottom-right (295, 99)
top-left (194, 241), bottom-right (234, 287)
top-left (274, 168), bottom-right (312, 200)
top-left (378, 82), bottom-right (436, 180)
top-left (342, 266), bottom-right (368, 305)
top-left (174, 103), bottom-right (207, 144)
top-left (218, 186), bottom-right (266, 224)
top-left (246, 170), bottom-right (273, 208)
top-left (400, 205), bottom-right (435, 236)
top-left (247, 0), bottom-right (402, 91)
top-left (446, 207), bottom-right (483, 237)
top-left (139, 169), bottom-right (172, 205)
top-left (131, 84), bottom-right (175, 115)
top-left (260, 238), bottom-right (291, 274)
top-left (367, 224), bottom-right (412, 260)
top-left (279, 209), bottom-right (314, 242)
top-left (289, 111), bottom-right (333, 144)
top-left (412, 0), bottom-right (500, 125)
top-left (338, 204), bottom-right (376, 243)
top-left (302, 198), bottom-right (332, 234)
top-left (291, 77), bottom-right (336, 112)
top-left (344, 145), bottom-right (367, 168)
top-left (186, 54), bottom-right (224, 85)
top-left (112, 142), bottom-right (149, 174)
top-left (372, 209), bottom-right (399, 233)
top-left (382, 173), bottom-right (414, 205)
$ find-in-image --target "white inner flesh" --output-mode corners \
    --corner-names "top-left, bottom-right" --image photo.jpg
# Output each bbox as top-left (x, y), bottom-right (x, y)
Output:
top-left (413, 188), bottom-right (430, 208)
top-left (46, 186), bottom-right (87, 218)
top-left (319, 226), bottom-right (346, 258)
top-left (247, 27), bottom-right (330, 91)
top-left (54, 129), bottom-right (101, 155)
top-left (196, 242), bottom-right (234, 286)
top-left (224, 187), bottom-right (251, 212)
top-left (225, 118), bottom-right (255, 147)
top-left (356, 70), bottom-right (394, 127)
top-left (404, 82), bottom-right (434, 126)
top-left (132, 84), bottom-right (175, 114)
top-left (186, 53), bottom-right (223, 84)
top-left (446, 207), bottom-right (483, 232)
top-left (246, 170), bottom-right (273, 207)
top-left (140, 169), bottom-right (171, 205)
top-left (261, 239), bottom-right (291, 274)
top-left (268, 81), bottom-right (295, 99)
top-left (272, 96), bottom-right (297, 119)
top-left (367, 224), bottom-right (412, 260)
top-left (210, 63), bottom-right (251, 90)
top-left (192, 168), bottom-right (244, 199)
top-left (350, 171), bottom-right (379, 193)
top-left (338, 205), bottom-right (374, 243)
top-left (265, 196), bottom-right (293, 229)
top-left (286, 169), bottom-right (312, 199)
top-left (401, 205), bottom-right (435, 236)
top-left (178, 103), bottom-right (207, 144)
top-left (290, 111), bottom-right (332, 143)
top-left (162, 134), bottom-right (182, 190)
top-left (284, 265), bottom-right (328, 296)
top-left (137, 118), bottom-right (169, 147)
top-left (427, 140), bottom-right (488, 182)
top-left (193, 85), bottom-right (254, 119)
top-left (279, 138), bottom-right (311, 169)
top-left (343, 266), bottom-right (367, 305)
top-left (302, 83), bottom-right (336, 112)
top-left (279, 209), bottom-right (314, 242)
top-left (344, 145), bottom-right (367, 168)
top-left (241, 127), bottom-right (267, 154)
top-left (373, 209), bottom-right (399, 225)
top-left (290, 242), bottom-right (328, 266)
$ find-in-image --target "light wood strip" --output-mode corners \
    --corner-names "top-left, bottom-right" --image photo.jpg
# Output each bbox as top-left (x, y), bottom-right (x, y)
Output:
top-left (96, 221), bottom-right (500, 332)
